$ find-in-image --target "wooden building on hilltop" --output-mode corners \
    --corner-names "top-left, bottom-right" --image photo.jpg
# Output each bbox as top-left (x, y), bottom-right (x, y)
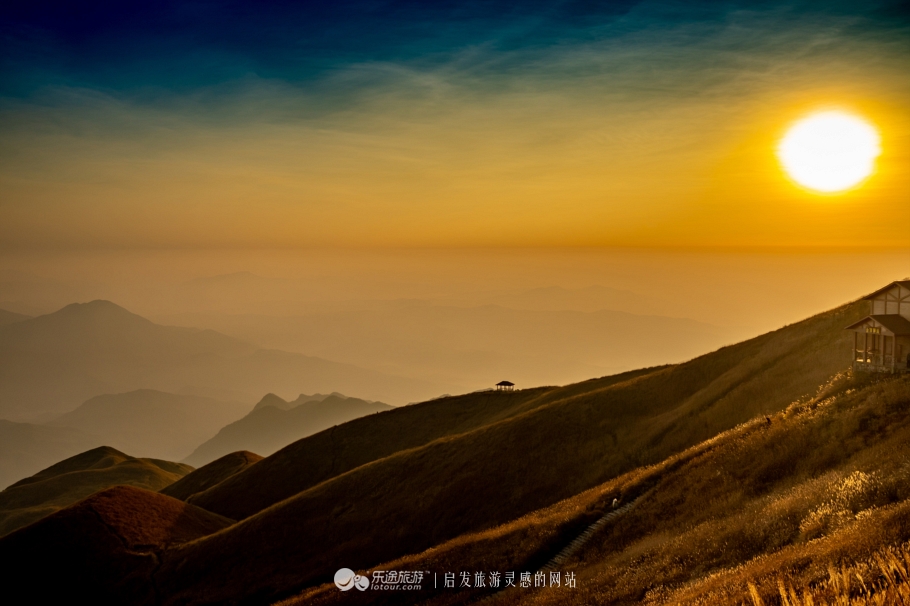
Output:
top-left (845, 280), bottom-right (910, 373)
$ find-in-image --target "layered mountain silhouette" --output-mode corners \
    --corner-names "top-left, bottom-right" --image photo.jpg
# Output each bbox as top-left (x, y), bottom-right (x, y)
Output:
top-left (4, 296), bottom-right (908, 606)
top-left (0, 390), bottom-right (247, 487)
top-left (49, 389), bottom-right (250, 462)
top-left (0, 446), bottom-right (192, 537)
top-left (182, 393), bottom-right (392, 467)
top-left (250, 391), bottom-right (365, 411)
top-left (0, 300), bottom-right (444, 421)
top-left (0, 308), bottom-right (30, 326)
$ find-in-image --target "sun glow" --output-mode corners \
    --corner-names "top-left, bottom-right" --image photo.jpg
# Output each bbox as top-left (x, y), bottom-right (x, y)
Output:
top-left (777, 111), bottom-right (881, 193)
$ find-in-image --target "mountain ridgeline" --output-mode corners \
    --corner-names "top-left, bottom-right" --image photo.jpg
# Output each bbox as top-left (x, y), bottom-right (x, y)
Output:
top-left (0, 296), bottom-right (877, 605)
top-left (0, 300), bottom-right (442, 421)
top-left (182, 392), bottom-right (393, 467)
top-left (49, 390), bottom-right (250, 462)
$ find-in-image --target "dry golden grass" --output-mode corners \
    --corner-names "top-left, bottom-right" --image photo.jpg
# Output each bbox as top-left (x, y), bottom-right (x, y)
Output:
top-left (150, 301), bottom-right (868, 605)
top-left (495, 374), bottom-right (910, 606)
top-left (279, 372), bottom-right (910, 606)
top-left (762, 542), bottom-right (910, 606)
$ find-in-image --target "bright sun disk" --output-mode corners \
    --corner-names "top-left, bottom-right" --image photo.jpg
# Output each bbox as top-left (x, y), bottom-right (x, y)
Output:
top-left (777, 110), bottom-right (880, 193)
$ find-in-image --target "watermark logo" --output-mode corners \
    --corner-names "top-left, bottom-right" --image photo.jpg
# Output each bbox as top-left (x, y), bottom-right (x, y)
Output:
top-left (333, 567), bottom-right (576, 593)
top-left (372, 570), bottom-right (424, 590)
top-left (334, 568), bottom-right (370, 591)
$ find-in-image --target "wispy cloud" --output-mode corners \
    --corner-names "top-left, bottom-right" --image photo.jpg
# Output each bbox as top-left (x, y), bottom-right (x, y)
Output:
top-left (0, 1), bottom-right (907, 249)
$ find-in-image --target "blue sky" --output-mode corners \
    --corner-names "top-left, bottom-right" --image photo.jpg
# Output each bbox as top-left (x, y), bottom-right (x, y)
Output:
top-left (4, 1), bottom-right (907, 97)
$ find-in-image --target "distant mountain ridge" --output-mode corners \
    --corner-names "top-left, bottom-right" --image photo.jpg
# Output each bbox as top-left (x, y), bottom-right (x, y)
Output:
top-left (252, 391), bottom-right (377, 412)
top-left (48, 389), bottom-right (250, 462)
top-left (182, 393), bottom-right (393, 467)
top-left (0, 308), bottom-right (30, 326)
top-left (0, 300), bottom-right (444, 420)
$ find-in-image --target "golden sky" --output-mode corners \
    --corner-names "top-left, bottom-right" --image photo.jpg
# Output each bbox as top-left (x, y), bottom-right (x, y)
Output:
top-left (1, 2), bottom-right (908, 249)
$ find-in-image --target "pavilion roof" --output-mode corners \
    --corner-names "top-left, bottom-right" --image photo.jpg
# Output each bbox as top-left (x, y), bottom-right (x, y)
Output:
top-left (845, 314), bottom-right (910, 336)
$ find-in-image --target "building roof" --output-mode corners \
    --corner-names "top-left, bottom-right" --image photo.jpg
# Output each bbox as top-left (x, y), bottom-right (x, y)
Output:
top-left (496, 381), bottom-right (515, 386)
top-left (861, 280), bottom-right (910, 301)
top-left (845, 314), bottom-right (910, 336)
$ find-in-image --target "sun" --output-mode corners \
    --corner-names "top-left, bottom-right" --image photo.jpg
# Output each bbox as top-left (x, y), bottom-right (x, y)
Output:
top-left (776, 110), bottom-right (881, 193)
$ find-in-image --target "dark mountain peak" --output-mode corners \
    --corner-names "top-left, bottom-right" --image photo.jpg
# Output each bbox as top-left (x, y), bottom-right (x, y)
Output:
top-left (290, 392), bottom-right (332, 405)
top-left (287, 392), bottom-right (364, 407)
top-left (253, 393), bottom-right (290, 412)
top-left (55, 300), bottom-right (145, 321)
top-left (0, 300), bottom-right (157, 335)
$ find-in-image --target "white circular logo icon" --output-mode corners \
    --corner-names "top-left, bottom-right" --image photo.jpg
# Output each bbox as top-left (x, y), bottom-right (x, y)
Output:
top-left (334, 568), bottom-right (369, 591)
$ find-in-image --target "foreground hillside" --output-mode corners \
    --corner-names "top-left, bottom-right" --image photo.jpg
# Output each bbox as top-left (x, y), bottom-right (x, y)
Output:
top-left (289, 372), bottom-right (910, 606)
top-left (0, 446), bottom-right (192, 537)
top-left (0, 486), bottom-right (232, 605)
top-left (161, 451), bottom-right (262, 501)
top-left (0, 297), bottom-right (863, 604)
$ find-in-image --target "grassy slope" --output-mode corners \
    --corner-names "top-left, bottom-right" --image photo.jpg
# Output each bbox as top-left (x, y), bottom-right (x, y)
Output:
top-left (184, 387), bottom-right (539, 516)
top-left (0, 445), bottom-right (193, 536)
top-left (286, 372), bottom-right (910, 606)
top-left (182, 396), bottom-right (394, 467)
top-left (188, 368), bottom-right (659, 520)
top-left (161, 450), bottom-right (263, 501)
top-left (0, 485), bottom-right (233, 606)
top-left (155, 301), bottom-right (865, 605)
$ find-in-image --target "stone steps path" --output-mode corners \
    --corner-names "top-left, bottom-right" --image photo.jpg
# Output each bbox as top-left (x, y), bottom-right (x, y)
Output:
top-left (538, 496), bottom-right (641, 572)
top-left (473, 494), bottom-right (643, 604)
